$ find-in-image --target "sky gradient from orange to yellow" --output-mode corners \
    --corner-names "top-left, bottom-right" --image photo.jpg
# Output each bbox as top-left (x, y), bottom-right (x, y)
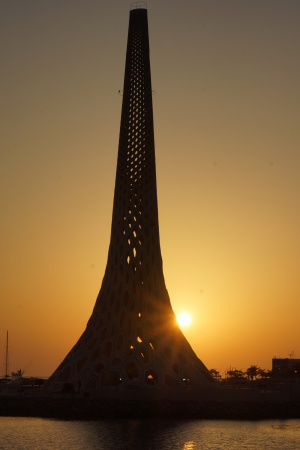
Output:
top-left (1, 1), bottom-right (300, 377)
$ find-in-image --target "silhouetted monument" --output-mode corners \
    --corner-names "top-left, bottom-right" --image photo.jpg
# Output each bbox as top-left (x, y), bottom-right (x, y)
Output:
top-left (46, 4), bottom-right (214, 395)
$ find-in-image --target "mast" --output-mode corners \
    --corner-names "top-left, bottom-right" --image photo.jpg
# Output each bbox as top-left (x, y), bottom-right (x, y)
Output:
top-left (5, 331), bottom-right (8, 381)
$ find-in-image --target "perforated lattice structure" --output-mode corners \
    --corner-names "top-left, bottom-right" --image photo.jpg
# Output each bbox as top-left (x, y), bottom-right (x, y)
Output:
top-left (45, 8), bottom-right (214, 394)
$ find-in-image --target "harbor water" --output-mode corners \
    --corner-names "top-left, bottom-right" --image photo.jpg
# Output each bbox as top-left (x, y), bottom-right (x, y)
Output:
top-left (0, 417), bottom-right (300, 449)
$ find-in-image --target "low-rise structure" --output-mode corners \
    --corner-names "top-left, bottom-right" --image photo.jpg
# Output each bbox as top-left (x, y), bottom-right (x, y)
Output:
top-left (272, 358), bottom-right (300, 377)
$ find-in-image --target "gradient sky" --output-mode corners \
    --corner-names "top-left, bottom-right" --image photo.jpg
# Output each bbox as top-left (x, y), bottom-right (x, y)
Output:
top-left (1, 1), bottom-right (300, 377)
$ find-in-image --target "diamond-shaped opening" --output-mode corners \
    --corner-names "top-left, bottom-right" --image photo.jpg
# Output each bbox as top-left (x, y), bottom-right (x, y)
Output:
top-left (149, 339), bottom-right (156, 350)
top-left (127, 342), bottom-right (134, 355)
top-left (137, 327), bottom-right (144, 341)
top-left (139, 346), bottom-right (149, 363)
top-left (145, 370), bottom-right (158, 385)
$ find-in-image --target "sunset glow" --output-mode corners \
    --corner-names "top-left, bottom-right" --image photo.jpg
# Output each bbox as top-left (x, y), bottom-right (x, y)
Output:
top-left (1, 1), bottom-right (300, 378)
top-left (177, 313), bottom-right (191, 327)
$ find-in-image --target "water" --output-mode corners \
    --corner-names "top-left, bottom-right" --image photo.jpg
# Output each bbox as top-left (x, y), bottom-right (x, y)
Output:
top-left (0, 418), bottom-right (300, 449)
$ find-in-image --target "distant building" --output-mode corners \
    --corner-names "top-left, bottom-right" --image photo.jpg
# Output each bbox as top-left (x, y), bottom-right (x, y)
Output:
top-left (272, 358), bottom-right (300, 377)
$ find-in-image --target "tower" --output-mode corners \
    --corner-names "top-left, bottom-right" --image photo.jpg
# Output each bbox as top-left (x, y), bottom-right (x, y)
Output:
top-left (45, 4), bottom-right (214, 395)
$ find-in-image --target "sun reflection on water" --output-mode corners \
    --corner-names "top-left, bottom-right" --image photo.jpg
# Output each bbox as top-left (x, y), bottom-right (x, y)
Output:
top-left (183, 441), bottom-right (195, 450)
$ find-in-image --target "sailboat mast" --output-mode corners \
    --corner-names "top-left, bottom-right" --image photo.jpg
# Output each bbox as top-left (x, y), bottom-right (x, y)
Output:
top-left (5, 331), bottom-right (8, 381)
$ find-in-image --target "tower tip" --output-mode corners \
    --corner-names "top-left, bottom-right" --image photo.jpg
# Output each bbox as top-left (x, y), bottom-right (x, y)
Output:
top-left (130, 2), bottom-right (147, 10)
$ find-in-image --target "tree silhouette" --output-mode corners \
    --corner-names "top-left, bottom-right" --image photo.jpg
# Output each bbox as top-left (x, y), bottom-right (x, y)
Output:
top-left (246, 365), bottom-right (260, 381)
top-left (227, 369), bottom-right (245, 382)
top-left (209, 368), bottom-right (221, 382)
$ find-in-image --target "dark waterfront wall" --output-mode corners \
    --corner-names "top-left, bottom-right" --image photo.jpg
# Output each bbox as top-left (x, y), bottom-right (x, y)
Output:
top-left (1, 396), bottom-right (300, 421)
top-left (1, 386), bottom-right (300, 420)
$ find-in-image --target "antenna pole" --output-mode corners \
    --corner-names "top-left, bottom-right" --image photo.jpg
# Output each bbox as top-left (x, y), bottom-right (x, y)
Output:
top-left (5, 331), bottom-right (8, 381)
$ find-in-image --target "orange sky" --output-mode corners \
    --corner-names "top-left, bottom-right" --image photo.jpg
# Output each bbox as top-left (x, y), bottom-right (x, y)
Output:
top-left (1, 1), bottom-right (300, 377)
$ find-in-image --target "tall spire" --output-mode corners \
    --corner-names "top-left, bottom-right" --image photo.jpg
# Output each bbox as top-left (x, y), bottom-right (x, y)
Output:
top-left (45, 6), bottom-right (214, 395)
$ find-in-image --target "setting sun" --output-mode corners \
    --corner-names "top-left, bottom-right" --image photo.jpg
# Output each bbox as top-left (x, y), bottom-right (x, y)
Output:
top-left (177, 312), bottom-right (191, 327)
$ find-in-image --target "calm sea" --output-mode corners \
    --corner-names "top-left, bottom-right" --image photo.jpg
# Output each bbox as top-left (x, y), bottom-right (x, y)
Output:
top-left (0, 417), bottom-right (299, 449)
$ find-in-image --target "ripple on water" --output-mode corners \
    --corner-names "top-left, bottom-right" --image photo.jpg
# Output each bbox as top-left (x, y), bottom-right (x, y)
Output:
top-left (0, 418), bottom-right (300, 449)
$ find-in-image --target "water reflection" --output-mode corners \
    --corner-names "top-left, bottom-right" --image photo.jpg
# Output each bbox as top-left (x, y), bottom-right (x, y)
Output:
top-left (183, 442), bottom-right (195, 450)
top-left (1, 418), bottom-right (300, 449)
top-left (83, 419), bottom-right (200, 449)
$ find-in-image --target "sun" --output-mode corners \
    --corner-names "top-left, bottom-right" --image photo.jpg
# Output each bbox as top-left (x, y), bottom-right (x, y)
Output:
top-left (177, 312), bottom-right (191, 327)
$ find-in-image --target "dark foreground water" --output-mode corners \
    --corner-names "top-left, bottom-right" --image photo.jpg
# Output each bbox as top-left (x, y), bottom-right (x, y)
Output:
top-left (0, 418), bottom-right (300, 449)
